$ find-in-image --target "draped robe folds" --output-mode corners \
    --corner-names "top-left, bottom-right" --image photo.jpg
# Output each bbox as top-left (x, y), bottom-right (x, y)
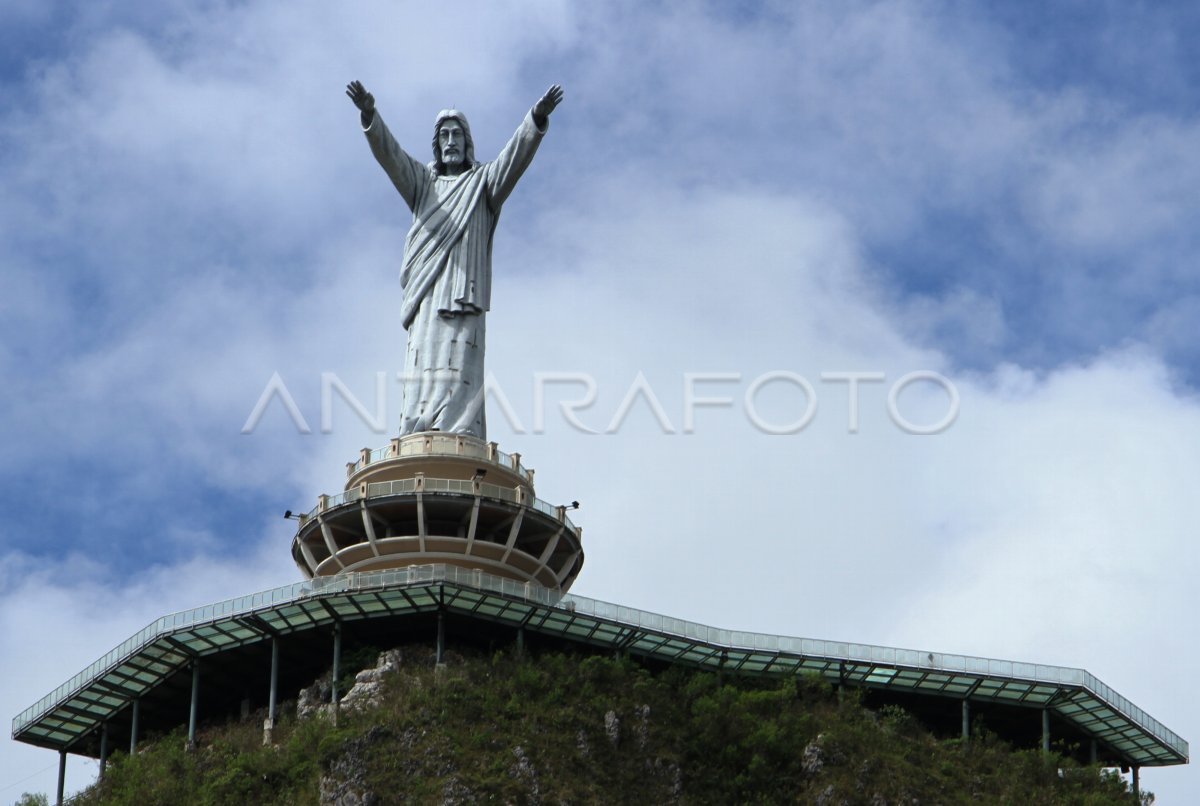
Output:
top-left (364, 110), bottom-right (547, 439)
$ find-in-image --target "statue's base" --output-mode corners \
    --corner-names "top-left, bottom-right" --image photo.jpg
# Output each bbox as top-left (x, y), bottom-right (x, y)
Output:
top-left (290, 433), bottom-right (584, 594)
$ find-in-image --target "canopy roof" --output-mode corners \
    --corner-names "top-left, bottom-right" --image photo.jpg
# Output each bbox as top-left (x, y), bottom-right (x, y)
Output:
top-left (12, 565), bottom-right (1188, 767)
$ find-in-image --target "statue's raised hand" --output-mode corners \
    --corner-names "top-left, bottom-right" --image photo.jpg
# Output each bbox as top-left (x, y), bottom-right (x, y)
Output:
top-left (346, 80), bottom-right (375, 125)
top-left (533, 84), bottom-right (564, 121)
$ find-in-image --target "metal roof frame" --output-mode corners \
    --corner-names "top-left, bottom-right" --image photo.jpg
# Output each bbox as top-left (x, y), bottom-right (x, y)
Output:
top-left (12, 565), bottom-right (1189, 767)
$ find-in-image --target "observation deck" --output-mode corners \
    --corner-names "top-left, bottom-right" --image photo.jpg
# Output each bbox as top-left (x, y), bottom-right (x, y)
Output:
top-left (290, 433), bottom-right (584, 593)
top-left (13, 565), bottom-right (1189, 771)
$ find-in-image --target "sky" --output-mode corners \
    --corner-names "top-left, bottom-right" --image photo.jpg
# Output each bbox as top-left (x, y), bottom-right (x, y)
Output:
top-left (2, 0), bottom-right (1198, 800)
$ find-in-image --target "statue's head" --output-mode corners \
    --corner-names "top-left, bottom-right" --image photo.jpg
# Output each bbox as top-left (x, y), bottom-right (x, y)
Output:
top-left (432, 109), bottom-right (476, 175)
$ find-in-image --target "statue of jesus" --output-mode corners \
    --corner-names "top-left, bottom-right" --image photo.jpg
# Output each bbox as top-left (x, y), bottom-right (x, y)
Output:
top-left (346, 80), bottom-right (564, 439)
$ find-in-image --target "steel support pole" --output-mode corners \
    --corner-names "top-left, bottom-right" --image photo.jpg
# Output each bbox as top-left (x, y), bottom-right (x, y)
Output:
top-left (961, 700), bottom-right (970, 739)
top-left (331, 624), bottom-right (342, 726)
top-left (516, 626), bottom-right (524, 658)
top-left (187, 660), bottom-right (200, 749)
top-left (56, 749), bottom-right (66, 806)
top-left (1132, 766), bottom-right (1140, 798)
top-left (269, 637), bottom-right (280, 727)
top-left (98, 722), bottom-right (109, 779)
top-left (129, 698), bottom-right (140, 755)
top-left (331, 625), bottom-right (342, 705)
top-left (1041, 708), bottom-right (1050, 754)
top-left (436, 611), bottom-right (445, 664)
top-left (1089, 738), bottom-right (1097, 765)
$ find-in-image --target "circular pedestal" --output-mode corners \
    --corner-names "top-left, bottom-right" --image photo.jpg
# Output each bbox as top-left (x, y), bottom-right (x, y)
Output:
top-left (291, 433), bottom-right (584, 594)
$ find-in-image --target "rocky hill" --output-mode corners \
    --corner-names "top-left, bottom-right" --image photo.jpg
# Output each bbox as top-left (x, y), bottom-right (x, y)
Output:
top-left (70, 644), bottom-right (1147, 804)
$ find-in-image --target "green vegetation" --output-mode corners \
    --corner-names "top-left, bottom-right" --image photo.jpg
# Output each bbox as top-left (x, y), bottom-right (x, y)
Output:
top-left (73, 645), bottom-right (1149, 804)
top-left (12, 794), bottom-right (49, 806)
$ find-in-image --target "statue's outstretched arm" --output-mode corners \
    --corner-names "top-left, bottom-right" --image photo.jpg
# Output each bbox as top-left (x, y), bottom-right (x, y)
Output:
top-left (485, 85), bottom-right (562, 208)
top-left (532, 84), bottom-right (564, 129)
top-left (352, 80), bottom-right (423, 210)
top-left (346, 80), bottom-right (376, 128)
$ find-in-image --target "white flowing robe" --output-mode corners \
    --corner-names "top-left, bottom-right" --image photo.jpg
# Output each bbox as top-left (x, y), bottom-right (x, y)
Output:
top-left (364, 111), bottom-right (547, 438)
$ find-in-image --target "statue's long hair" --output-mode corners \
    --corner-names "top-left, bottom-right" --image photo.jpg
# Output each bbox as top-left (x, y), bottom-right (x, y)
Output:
top-left (431, 111), bottom-right (477, 176)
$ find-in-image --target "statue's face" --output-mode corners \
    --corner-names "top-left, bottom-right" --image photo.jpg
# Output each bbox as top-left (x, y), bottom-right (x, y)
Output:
top-left (438, 120), bottom-right (467, 168)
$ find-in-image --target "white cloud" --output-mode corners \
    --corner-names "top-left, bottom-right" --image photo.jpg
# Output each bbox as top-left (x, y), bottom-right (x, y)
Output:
top-left (0, 533), bottom-right (297, 803)
top-left (1029, 115), bottom-right (1200, 254)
